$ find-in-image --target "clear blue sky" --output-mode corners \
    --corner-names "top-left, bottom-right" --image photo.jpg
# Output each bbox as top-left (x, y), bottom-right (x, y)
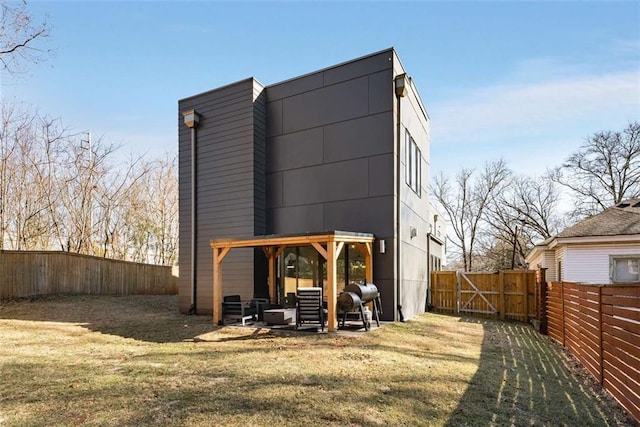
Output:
top-left (2, 1), bottom-right (639, 179)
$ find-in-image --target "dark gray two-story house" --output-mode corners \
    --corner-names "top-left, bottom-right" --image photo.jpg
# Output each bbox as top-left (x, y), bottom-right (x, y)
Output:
top-left (178, 48), bottom-right (445, 325)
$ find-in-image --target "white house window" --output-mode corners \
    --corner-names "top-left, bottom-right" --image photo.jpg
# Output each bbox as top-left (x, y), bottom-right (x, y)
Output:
top-left (404, 130), bottom-right (421, 197)
top-left (610, 255), bottom-right (640, 283)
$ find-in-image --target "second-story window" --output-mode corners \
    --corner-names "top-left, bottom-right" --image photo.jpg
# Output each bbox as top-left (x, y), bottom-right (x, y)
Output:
top-left (405, 130), bottom-right (421, 197)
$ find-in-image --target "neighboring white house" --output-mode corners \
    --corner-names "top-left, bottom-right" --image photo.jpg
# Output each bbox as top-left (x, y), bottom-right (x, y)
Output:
top-left (526, 199), bottom-right (640, 284)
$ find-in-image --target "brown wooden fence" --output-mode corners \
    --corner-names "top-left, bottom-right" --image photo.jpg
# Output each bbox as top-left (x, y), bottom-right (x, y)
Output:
top-left (431, 270), bottom-right (537, 322)
top-left (547, 281), bottom-right (640, 422)
top-left (0, 251), bottom-right (177, 299)
top-left (431, 271), bottom-right (457, 313)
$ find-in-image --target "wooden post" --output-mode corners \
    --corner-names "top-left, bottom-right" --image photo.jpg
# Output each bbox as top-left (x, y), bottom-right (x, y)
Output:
top-left (327, 240), bottom-right (337, 332)
top-left (364, 242), bottom-right (374, 311)
top-left (455, 271), bottom-right (460, 315)
top-left (523, 272), bottom-right (529, 323)
top-left (597, 285), bottom-right (603, 385)
top-left (267, 248), bottom-right (276, 304)
top-left (212, 247), bottom-right (223, 326)
top-left (212, 246), bottom-right (231, 326)
top-left (364, 242), bottom-right (373, 283)
top-left (560, 281), bottom-right (565, 347)
top-left (499, 270), bottom-right (505, 320)
top-left (539, 268), bottom-right (548, 334)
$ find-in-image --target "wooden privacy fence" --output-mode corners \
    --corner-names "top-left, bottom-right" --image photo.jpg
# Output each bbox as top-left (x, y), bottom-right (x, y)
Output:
top-left (431, 270), bottom-right (537, 323)
top-left (546, 282), bottom-right (640, 422)
top-left (0, 251), bottom-right (177, 299)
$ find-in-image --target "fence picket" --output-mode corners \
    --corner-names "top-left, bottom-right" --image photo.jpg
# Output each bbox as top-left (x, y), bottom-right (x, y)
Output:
top-left (0, 251), bottom-right (177, 299)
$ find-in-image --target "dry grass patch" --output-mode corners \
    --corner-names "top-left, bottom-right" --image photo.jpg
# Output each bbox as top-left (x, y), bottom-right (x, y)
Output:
top-left (0, 295), bottom-right (633, 426)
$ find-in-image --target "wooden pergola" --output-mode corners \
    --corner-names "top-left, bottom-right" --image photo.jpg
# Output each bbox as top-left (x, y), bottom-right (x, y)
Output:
top-left (210, 231), bottom-right (375, 332)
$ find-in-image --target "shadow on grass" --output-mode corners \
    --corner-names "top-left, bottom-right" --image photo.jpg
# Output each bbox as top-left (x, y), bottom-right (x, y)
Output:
top-left (445, 317), bottom-right (634, 426)
top-left (0, 294), bottom-right (220, 343)
top-left (0, 294), bottom-right (343, 345)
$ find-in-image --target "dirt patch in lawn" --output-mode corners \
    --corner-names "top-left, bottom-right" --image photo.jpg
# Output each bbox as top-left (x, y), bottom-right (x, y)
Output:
top-left (0, 295), bottom-right (635, 426)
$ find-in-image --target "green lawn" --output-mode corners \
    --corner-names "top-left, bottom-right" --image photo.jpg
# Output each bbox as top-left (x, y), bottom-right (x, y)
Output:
top-left (0, 295), bottom-right (633, 426)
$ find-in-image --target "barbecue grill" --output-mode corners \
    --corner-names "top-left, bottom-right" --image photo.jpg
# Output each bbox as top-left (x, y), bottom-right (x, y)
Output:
top-left (337, 283), bottom-right (382, 331)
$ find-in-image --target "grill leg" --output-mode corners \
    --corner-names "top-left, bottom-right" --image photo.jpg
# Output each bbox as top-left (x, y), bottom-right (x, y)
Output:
top-left (339, 311), bottom-right (347, 329)
top-left (373, 297), bottom-right (381, 327)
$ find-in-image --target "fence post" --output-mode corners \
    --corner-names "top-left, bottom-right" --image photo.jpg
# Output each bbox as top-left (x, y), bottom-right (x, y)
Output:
top-left (523, 272), bottom-right (529, 323)
top-left (598, 285), bottom-right (603, 385)
top-left (455, 271), bottom-right (460, 315)
top-left (538, 268), bottom-right (548, 334)
top-left (540, 279), bottom-right (548, 335)
top-left (499, 270), bottom-right (505, 320)
top-left (561, 281), bottom-right (566, 347)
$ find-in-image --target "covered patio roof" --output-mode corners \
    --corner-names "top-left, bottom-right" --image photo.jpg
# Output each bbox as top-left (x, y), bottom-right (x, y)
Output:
top-left (210, 230), bottom-right (375, 332)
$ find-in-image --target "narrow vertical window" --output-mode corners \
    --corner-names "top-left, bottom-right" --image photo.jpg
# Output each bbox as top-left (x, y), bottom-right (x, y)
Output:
top-left (416, 145), bottom-right (422, 197)
top-left (405, 130), bottom-right (411, 186)
top-left (404, 129), bottom-right (422, 197)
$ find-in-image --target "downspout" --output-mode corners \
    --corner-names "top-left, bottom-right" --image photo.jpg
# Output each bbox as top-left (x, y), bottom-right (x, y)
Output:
top-left (394, 74), bottom-right (407, 322)
top-left (426, 229), bottom-right (431, 312)
top-left (183, 110), bottom-right (200, 315)
top-left (426, 214), bottom-right (438, 311)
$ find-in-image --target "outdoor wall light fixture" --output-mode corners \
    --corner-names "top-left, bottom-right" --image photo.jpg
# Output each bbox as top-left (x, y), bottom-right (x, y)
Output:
top-left (410, 226), bottom-right (417, 239)
top-left (183, 109), bottom-right (200, 128)
top-left (379, 239), bottom-right (386, 254)
top-left (394, 74), bottom-right (407, 97)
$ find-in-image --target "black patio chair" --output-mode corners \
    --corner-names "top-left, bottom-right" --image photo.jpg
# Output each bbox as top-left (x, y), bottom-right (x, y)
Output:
top-left (222, 295), bottom-right (256, 326)
top-left (295, 287), bottom-right (325, 331)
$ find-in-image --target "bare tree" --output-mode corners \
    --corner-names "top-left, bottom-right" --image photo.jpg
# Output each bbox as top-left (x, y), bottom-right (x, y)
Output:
top-left (107, 154), bottom-right (178, 265)
top-left (508, 174), bottom-right (563, 241)
top-left (434, 159), bottom-right (510, 271)
top-left (0, 1), bottom-right (50, 73)
top-left (0, 100), bottom-right (179, 265)
top-left (51, 133), bottom-right (122, 254)
top-left (0, 103), bottom-right (69, 250)
top-left (0, 102), bottom-right (25, 249)
top-left (10, 116), bottom-right (50, 249)
top-left (145, 154), bottom-right (179, 265)
top-left (94, 153), bottom-right (152, 261)
top-left (481, 173), bottom-right (564, 270)
top-left (552, 121), bottom-right (640, 218)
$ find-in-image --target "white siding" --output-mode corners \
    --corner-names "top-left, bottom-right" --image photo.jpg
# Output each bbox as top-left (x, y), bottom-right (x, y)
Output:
top-left (543, 251), bottom-right (556, 282)
top-left (563, 243), bottom-right (640, 284)
top-left (527, 251), bottom-right (544, 270)
top-left (555, 247), bottom-right (566, 282)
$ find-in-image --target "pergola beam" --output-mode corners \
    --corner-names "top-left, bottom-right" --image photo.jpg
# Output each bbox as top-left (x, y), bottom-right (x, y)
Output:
top-left (311, 242), bottom-right (327, 260)
top-left (266, 245), bottom-right (287, 303)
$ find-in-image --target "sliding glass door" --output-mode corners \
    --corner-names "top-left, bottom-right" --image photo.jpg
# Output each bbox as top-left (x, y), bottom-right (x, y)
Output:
top-left (277, 245), bottom-right (365, 305)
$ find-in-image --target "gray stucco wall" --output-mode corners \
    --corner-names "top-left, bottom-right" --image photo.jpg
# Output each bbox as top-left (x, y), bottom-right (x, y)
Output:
top-left (265, 49), bottom-right (398, 319)
top-left (178, 78), bottom-right (265, 314)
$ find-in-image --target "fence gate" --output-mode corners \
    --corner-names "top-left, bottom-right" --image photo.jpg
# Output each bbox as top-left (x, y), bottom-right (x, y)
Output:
top-left (458, 272), bottom-right (499, 316)
top-left (431, 270), bottom-right (537, 322)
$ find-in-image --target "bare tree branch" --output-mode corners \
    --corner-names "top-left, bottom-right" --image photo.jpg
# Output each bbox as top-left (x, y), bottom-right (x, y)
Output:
top-left (552, 122), bottom-right (640, 218)
top-left (0, 1), bottom-right (50, 73)
top-left (434, 159), bottom-right (510, 271)
top-left (0, 100), bottom-right (179, 265)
